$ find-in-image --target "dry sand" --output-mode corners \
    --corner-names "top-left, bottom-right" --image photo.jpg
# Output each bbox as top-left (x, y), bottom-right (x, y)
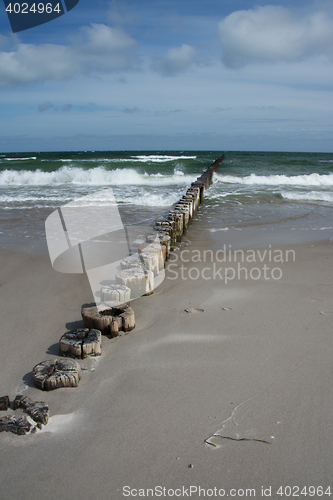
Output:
top-left (0, 228), bottom-right (333, 499)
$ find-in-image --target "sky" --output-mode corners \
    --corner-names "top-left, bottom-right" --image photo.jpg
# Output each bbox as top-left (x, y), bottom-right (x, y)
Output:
top-left (0, 0), bottom-right (332, 152)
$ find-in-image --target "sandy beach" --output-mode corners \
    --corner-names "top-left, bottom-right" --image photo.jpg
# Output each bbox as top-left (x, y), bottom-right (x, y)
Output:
top-left (0, 216), bottom-right (332, 499)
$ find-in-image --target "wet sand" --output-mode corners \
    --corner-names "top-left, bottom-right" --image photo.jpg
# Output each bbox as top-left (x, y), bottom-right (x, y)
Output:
top-left (0, 225), bottom-right (333, 499)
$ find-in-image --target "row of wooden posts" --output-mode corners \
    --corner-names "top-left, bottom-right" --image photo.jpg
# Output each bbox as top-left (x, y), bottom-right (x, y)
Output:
top-left (153, 154), bottom-right (225, 250)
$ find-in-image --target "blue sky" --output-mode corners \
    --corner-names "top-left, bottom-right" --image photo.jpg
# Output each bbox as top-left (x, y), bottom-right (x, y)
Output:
top-left (0, 0), bottom-right (332, 152)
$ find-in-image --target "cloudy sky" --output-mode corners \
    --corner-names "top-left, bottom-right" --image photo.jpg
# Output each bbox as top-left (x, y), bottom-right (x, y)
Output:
top-left (0, 0), bottom-right (332, 152)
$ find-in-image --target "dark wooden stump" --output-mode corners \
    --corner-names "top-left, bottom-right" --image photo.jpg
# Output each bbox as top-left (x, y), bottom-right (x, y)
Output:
top-left (81, 303), bottom-right (135, 337)
top-left (0, 415), bottom-right (32, 435)
top-left (32, 359), bottom-right (81, 391)
top-left (0, 396), bottom-right (9, 411)
top-left (13, 395), bottom-right (49, 425)
top-left (59, 328), bottom-right (102, 359)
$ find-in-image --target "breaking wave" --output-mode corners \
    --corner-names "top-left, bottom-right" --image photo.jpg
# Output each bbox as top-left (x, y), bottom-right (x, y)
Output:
top-left (281, 191), bottom-right (333, 202)
top-left (0, 166), bottom-right (197, 186)
top-left (215, 172), bottom-right (333, 187)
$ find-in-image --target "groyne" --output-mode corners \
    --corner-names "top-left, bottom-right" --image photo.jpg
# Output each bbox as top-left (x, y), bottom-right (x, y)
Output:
top-left (150, 154), bottom-right (225, 251)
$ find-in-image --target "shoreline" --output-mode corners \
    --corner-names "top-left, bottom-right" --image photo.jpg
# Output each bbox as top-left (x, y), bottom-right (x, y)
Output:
top-left (1, 205), bottom-right (332, 258)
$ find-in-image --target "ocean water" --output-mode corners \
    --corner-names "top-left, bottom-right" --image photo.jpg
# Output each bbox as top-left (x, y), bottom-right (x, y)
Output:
top-left (0, 150), bottom-right (332, 246)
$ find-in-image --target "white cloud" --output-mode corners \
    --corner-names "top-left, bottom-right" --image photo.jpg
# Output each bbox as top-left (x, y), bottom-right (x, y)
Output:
top-left (218, 6), bottom-right (333, 67)
top-left (152, 44), bottom-right (196, 76)
top-left (79, 23), bottom-right (135, 52)
top-left (0, 24), bottom-right (138, 87)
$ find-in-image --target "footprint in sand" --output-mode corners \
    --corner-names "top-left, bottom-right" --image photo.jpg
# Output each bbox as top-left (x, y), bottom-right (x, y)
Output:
top-left (184, 308), bottom-right (204, 314)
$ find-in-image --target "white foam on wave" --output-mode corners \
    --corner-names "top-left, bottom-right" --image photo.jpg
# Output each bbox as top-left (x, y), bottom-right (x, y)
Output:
top-left (216, 172), bottom-right (333, 187)
top-left (3, 157), bottom-right (37, 161)
top-left (281, 191), bottom-right (333, 202)
top-left (58, 158), bottom-right (127, 163)
top-left (44, 155), bottom-right (196, 163)
top-left (2, 205), bottom-right (64, 210)
top-left (0, 166), bottom-right (197, 187)
top-left (131, 155), bottom-right (196, 162)
top-left (209, 227), bottom-right (229, 232)
top-left (205, 191), bottom-right (236, 199)
top-left (122, 192), bottom-right (179, 207)
top-left (0, 195), bottom-right (178, 209)
top-left (0, 194), bottom-right (71, 203)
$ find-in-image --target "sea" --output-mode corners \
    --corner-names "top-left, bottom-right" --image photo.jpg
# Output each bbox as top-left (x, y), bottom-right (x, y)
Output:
top-left (0, 150), bottom-right (333, 251)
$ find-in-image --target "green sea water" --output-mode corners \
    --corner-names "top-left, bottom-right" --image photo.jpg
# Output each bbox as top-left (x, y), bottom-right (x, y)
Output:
top-left (0, 150), bottom-right (332, 245)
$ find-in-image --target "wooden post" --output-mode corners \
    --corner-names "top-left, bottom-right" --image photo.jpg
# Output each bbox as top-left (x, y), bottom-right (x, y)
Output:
top-left (191, 181), bottom-right (205, 204)
top-left (168, 211), bottom-right (183, 241)
top-left (13, 396), bottom-right (49, 425)
top-left (82, 304), bottom-right (136, 337)
top-left (146, 233), bottom-right (171, 260)
top-left (155, 221), bottom-right (176, 246)
top-left (138, 243), bottom-right (166, 269)
top-left (120, 254), bottom-right (159, 276)
top-left (59, 328), bottom-right (102, 359)
top-left (0, 396), bottom-right (9, 412)
top-left (0, 415), bottom-right (32, 435)
top-left (181, 197), bottom-right (194, 219)
top-left (116, 267), bottom-right (155, 297)
top-left (101, 284), bottom-right (131, 304)
top-left (32, 359), bottom-right (81, 391)
top-left (174, 205), bottom-right (190, 233)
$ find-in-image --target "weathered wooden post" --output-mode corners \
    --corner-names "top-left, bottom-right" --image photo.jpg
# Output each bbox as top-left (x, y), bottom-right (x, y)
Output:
top-left (116, 267), bottom-right (155, 297)
top-left (13, 396), bottom-right (49, 425)
top-left (82, 303), bottom-right (135, 337)
top-left (191, 181), bottom-right (205, 204)
top-left (146, 232), bottom-right (171, 260)
top-left (101, 284), bottom-right (131, 304)
top-left (121, 253), bottom-right (159, 276)
top-left (168, 211), bottom-right (183, 241)
top-left (138, 242), bottom-right (166, 269)
top-left (186, 187), bottom-right (200, 213)
top-left (180, 196), bottom-right (194, 219)
top-left (0, 396), bottom-right (9, 411)
top-left (59, 328), bottom-right (102, 359)
top-left (32, 359), bottom-right (81, 391)
top-left (155, 220), bottom-right (176, 246)
top-left (174, 204), bottom-right (190, 232)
